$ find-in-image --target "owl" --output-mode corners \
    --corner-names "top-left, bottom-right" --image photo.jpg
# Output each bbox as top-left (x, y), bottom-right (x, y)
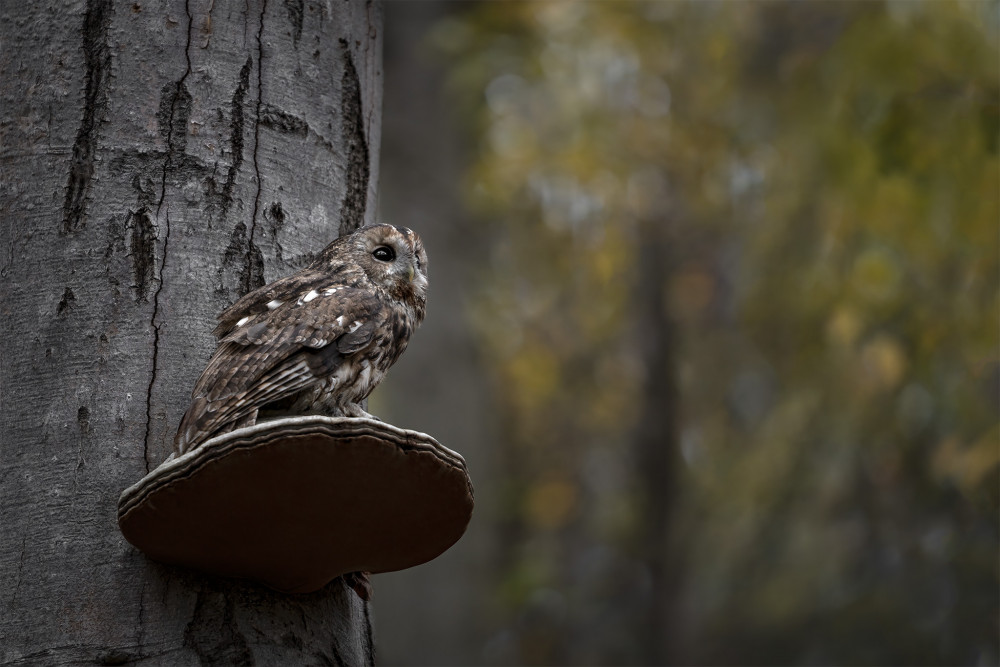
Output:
top-left (174, 224), bottom-right (428, 455)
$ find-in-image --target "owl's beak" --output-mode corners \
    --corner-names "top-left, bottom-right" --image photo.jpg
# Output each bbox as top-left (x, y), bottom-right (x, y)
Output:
top-left (407, 264), bottom-right (416, 282)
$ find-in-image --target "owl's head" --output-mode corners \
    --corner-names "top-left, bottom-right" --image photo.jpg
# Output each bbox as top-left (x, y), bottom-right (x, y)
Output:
top-left (323, 224), bottom-right (428, 309)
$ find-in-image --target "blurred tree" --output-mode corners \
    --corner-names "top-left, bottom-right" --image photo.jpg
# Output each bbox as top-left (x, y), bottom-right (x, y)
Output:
top-left (435, 1), bottom-right (999, 664)
top-left (371, 2), bottom-right (499, 663)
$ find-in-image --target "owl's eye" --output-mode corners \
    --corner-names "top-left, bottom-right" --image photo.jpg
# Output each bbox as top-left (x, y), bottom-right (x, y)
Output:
top-left (372, 246), bottom-right (395, 262)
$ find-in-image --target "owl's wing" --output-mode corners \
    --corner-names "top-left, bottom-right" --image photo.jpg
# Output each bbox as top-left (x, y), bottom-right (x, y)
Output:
top-left (175, 287), bottom-right (382, 452)
top-left (212, 267), bottom-right (330, 339)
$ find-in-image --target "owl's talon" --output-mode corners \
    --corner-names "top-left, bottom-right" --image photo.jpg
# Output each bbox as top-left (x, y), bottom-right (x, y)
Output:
top-left (344, 404), bottom-right (381, 421)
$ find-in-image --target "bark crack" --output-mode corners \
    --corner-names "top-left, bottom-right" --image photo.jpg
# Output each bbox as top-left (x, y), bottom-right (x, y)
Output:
top-left (62, 0), bottom-right (112, 234)
top-left (337, 40), bottom-right (370, 237)
top-left (221, 221), bottom-right (264, 296)
top-left (249, 0), bottom-right (267, 260)
top-left (156, 0), bottom-right (195, 214)
top-left (142, 210), bottom-right (170, 472)
top-left (74, 406), bottom-right (89, 491)
top-left (260, 103), bottom-right (335, 152)
top-left (129, 208), bottom-right (156, 303)
top-left (144, 0), bottom-right (193, 469)
top-left (222, 56), bottom-right (254, 217)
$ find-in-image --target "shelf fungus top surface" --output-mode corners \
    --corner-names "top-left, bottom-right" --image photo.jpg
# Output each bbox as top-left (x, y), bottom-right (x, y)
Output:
top-left (118, 416), bottom-right (474, 594)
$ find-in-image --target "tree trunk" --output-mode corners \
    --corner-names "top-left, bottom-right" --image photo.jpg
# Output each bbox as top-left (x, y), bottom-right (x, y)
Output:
top-left (0, 0), bottom-right (382, 663)
top-left (633, 212), bottom-right (683, 666)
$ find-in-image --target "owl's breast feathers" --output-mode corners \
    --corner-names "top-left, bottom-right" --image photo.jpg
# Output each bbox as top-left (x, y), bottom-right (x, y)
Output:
top-left (174, 272), bottom-right (411, 454)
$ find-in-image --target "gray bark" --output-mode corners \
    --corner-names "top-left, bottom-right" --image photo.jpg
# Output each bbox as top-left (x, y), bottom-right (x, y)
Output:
top-left (0, 0), bottom-right (382, 663)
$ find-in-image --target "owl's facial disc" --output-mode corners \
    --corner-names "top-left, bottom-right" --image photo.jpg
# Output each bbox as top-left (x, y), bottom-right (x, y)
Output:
top-left (354, 224), bottom-right (428, 300)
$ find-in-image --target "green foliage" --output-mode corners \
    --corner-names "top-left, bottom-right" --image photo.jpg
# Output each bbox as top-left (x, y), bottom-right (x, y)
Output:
top-left (439, 1), bottom-right (999, 663)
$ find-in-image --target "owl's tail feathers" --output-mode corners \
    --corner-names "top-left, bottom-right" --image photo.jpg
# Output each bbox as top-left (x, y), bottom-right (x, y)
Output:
top-left (173, 397), bottom-right (213, 455)
top-left (173, 398), bottom-right (258, 456)
top-left (173, 357), bottom-right (315, 455)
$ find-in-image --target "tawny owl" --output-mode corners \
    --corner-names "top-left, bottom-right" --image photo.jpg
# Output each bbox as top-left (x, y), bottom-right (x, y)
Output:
top-left (174, 224), bottom-right (428, 455)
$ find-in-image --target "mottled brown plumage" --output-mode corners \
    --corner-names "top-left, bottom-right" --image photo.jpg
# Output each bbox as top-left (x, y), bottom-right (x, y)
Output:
top-left (174, 224), bottom-right (428, 455)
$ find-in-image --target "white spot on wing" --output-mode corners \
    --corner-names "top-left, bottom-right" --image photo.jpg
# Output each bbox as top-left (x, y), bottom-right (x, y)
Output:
top-left (324, 287), bottom-right (340, 296)
top-left (302, 290), bottom-right (319, 303)
top-left (336, 315), bottom-right (345, 326)
top-left (348, 320), bottom-right (363, 333)
top-left (266, 299), bottom-right (283, 310)
top-left (236, 316), bottom-right (250, 327)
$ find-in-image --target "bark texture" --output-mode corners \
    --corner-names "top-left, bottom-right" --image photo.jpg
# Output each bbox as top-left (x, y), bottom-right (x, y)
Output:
top-left (0, 0), bottom-right (382, 663)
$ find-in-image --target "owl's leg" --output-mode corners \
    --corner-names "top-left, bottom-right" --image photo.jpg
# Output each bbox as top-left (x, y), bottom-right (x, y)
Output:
top-left (343, 403), bottom-right (381, 421)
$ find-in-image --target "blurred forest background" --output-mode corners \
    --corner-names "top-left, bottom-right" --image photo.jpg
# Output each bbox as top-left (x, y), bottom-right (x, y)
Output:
top-left (369, 1), bottom-right (999, 665)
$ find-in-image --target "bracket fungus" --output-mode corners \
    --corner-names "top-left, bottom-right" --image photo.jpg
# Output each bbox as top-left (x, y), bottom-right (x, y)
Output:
top-left (118, 416), bottom-right (474, 594)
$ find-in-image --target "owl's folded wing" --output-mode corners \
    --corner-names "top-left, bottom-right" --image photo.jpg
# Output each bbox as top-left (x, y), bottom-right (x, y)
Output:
top-left (211, 267), bottom-right (334, 339)
top-left (175, 287), bottom-right (382, 452)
